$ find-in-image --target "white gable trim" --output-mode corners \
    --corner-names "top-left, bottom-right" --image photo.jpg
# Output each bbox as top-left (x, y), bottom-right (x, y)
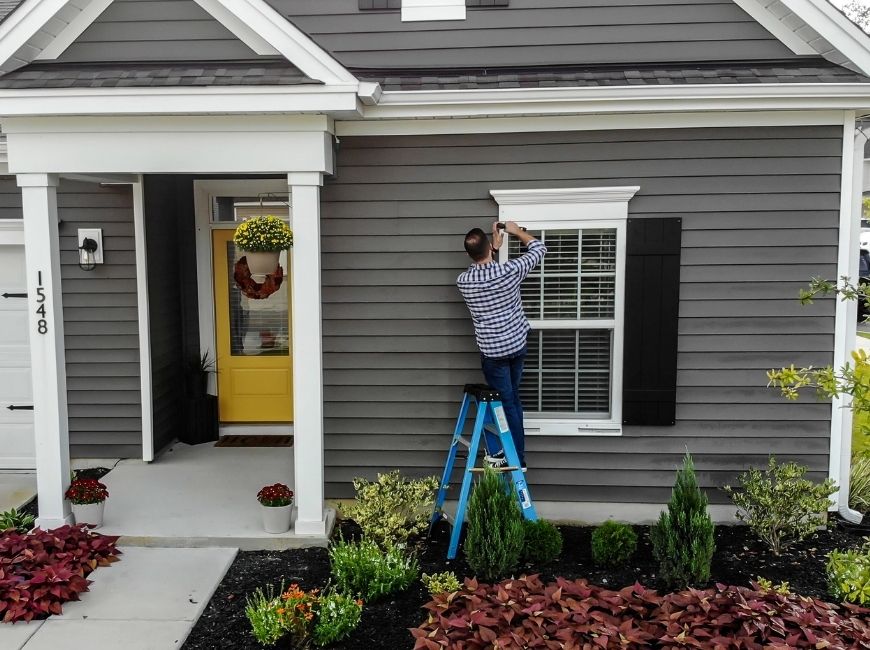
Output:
top-left (190, 0), bottom-right (356, 85)
top-left (36, 0), bottom-right (113, 60)
top-left (784, 0), bottom-right (870, 76)
top-left (0, 0), bottom-right (358, 85)
top-left (192, 0), bottom-right (280, 56)
top-left (731, 0), bottom-right (816, 55)
top-left (736, 0), bottom-right (870, 75)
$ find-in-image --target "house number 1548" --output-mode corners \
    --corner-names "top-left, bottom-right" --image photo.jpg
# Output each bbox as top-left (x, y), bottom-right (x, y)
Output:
top-left (35, 271), bottom-right (47, 335)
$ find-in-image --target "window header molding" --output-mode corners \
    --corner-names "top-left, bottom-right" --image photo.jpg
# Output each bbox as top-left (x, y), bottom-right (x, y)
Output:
top-left (491, 186), bottom-right (640, 223)
top-left (490, 186), bottom-right (640, 207)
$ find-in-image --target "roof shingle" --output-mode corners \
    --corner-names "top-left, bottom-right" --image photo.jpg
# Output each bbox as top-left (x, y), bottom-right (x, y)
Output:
top-left (0, 60), bottom-right (322, 89)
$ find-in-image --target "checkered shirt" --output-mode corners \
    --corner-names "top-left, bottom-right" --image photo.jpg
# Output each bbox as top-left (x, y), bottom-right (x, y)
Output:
top-left (457, 239), bottom-right (547, 358)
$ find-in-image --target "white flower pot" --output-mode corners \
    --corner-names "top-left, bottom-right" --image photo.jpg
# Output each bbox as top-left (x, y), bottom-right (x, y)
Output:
top-left (260, 503), bottom-right (293, 534)
top-left (71, 501), bottom-right (105, 528)
top-left (245, 251), bottom-right (281, 278)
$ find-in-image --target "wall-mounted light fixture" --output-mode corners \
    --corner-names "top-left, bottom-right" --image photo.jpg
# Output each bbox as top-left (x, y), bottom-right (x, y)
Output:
top-left (77, 228), bottom-right (103, 271)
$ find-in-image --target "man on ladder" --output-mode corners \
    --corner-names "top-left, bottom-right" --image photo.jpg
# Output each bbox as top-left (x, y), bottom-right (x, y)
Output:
top-left (457, 221), bottom-right (547, 469)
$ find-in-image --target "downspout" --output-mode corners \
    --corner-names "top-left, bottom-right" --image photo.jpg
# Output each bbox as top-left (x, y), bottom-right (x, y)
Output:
top-left (832, 110), bottom-right (866, 524)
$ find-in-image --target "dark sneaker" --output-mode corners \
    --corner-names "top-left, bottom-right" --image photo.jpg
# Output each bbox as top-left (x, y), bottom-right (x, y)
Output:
top-left (484, 451), bottom-right (506, 468)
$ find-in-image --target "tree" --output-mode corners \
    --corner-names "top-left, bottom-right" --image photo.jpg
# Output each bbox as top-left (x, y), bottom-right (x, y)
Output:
top-left (842, 1), bottom-right (870, 33)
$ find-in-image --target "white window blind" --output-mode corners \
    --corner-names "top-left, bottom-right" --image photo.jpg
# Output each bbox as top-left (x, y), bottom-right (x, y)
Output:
top-left (509, 228), bottom-right (617, 418)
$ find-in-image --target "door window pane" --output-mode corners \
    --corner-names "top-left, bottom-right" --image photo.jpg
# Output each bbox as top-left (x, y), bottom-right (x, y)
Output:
top-left (227, 241), bottom-right (290, 357)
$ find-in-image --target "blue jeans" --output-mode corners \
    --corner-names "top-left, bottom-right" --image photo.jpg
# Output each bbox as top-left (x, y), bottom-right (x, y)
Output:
top-left (480, 345), bottom-right (527, 463)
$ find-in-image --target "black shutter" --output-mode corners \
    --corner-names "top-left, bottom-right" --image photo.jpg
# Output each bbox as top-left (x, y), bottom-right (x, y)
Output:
top-left (621, 217), bottom-right (682, 426)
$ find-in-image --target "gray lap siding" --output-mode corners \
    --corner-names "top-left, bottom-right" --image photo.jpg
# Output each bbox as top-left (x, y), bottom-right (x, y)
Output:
top-left (0, 177), bottom-right (142, 458)
top-left (320, 126), bottom-right (840, 504)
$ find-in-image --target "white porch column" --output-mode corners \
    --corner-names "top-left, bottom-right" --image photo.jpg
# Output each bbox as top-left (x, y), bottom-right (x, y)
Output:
top-left (17, 173), bottom-right (73, 528)
top-left (289, 172), bottom-right (327, 536)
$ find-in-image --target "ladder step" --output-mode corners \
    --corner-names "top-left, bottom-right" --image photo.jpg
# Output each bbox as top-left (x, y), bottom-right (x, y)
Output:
top-left (468, 466), bottom-right (525, 473)
top-left (454, 436), bottom-right (471, 448)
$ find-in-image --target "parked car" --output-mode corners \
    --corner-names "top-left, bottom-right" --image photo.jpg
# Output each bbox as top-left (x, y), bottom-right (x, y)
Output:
top-left (860, 248), bottom-right (870, 322)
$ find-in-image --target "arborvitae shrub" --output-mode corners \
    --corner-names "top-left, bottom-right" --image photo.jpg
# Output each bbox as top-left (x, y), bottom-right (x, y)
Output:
top-left (591, 521), bottom-right (637, 567)
top-left (464, 467), bottom-right (525, 581)
top-left (650, 452), bottom-right (715, 588)
top-left (521, 519), bottom-right (563, 564)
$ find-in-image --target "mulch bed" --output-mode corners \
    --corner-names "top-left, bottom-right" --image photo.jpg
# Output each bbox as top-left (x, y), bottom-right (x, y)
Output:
top-left (182, 516), bottom-right (868, 650)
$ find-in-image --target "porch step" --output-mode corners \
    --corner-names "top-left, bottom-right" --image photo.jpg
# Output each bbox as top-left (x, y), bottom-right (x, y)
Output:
top-left (111, 509), bottom-right (336, 552)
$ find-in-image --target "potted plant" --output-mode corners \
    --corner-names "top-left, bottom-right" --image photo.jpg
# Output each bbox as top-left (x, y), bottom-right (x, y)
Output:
top-left (233, 215), bottom-right (293, 279)
top-left (257, 483), bottom-right (294, 534)
top-left (185, 350), bottom-right (215, 397)
top-left (65, 478), bottom-right (109, 528)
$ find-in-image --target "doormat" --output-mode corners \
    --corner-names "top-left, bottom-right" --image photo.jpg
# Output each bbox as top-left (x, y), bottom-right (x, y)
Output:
top-left (215, 435), bottom-right (294, 448)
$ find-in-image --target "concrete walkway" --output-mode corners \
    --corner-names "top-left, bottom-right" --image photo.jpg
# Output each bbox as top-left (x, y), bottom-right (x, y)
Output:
top-left (0, 472), bottom-right (35, 513)
top-left (0, 546), bottom-right (237, 650)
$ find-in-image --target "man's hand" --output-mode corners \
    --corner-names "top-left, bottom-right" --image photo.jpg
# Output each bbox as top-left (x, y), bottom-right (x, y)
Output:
top-left (503, 221), bottom-right (537, 246)
top-left (492, 221), bottom-right (504, 251)
top-left (504, 221), bottom-right (523, 236)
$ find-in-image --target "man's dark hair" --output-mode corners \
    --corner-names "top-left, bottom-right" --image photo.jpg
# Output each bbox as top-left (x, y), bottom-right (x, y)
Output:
top-left (464, 228), bottom-right (490, 262)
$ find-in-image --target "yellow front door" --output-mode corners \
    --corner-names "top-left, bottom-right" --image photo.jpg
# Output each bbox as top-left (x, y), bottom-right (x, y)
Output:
top-left (212, 229), bottom-right (293, 423)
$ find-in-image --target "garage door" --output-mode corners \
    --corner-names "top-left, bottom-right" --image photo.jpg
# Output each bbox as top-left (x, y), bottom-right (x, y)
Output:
top-left (0, 222), bottom-right (34, 469)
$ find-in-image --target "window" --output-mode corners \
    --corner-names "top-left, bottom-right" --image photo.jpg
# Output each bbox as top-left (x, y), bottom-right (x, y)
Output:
top-left (400, 0), bottom-right (465, 21)
top-left (491, 187), bottom-right (639, 436)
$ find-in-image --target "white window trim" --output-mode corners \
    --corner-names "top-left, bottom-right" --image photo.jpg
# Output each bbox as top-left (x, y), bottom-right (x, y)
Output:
top-left (491, 186), bottom-right (640, 437)
top-left (402, 0), bottom-right (465, 22)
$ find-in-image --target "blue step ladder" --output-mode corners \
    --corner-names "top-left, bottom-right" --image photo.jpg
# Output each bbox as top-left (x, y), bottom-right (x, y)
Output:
top-left (430, 384), bottom-right (537, 559)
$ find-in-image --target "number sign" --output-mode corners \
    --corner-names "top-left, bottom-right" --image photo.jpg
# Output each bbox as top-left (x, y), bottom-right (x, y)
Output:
top-left (35, 271), bottom-right (47, 335)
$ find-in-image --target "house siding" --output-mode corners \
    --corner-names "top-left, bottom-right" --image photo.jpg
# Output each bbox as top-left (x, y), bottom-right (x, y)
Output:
top-left (272, 0), bottom-right (798, 69)
top-left (0, 177), bottom-right (142, 458)
top-left (59, 180), bottom-right (141, 459)
top-left (320, 125), bottom-right (841, 504)
top-left (56, 0), bottom-right (259, 63)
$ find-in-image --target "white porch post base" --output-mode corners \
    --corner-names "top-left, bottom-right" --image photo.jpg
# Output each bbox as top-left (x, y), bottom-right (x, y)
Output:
top-left (17, 173), bottom-right (73, 529)
top-left (289, 172), bottom-right (327, 537)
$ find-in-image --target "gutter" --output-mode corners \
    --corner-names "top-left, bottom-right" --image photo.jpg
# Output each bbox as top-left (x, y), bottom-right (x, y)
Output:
top-left (832, 110), bottom-right (867, 524)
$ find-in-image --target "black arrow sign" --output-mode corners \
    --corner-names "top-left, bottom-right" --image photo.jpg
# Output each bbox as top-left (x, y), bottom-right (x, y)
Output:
top-left (1, 292), bottom-right (27, 299)
top-left (6, 405), bottom-right (33, 411)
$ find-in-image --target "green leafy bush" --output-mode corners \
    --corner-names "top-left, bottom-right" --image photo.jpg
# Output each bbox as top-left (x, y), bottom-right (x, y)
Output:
top-left (521, 519), bottom-right (563, 564)
top-left (329, 537), bottom-right (418, 602)
top-left (851, 451), bottom-right (870, 512)
top-left (724, 456), bottom-right (836, 555)
top-left (421, 571), bottom-right (461, 597)
top-left (312, 591), bottom-right (363, 647)
top-left (0, 507), bottom-right (35, 533)
top-left (342, 470), bottom-right (439, 548)
top-left (827, 541), bottom-right (870, 605)
top-left (464, 467), bottom-right (525, 581)
top-left (591, 521), bottom-right (637, 567)
top-left (650, 453), bottom-right (715, 588)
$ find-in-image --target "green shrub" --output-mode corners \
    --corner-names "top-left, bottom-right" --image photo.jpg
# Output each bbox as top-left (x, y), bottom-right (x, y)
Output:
top-left (244, 582), bottom-right (316, 647)
top-left (851, 451), bottom-right (870, 512)
top-left (591, 521), bottom-right (637, 567)
top-left (827, 541), bottom-right (870, 605)
top-left (521, 519), bottom-right (563, 564)
top-left (650, 453), bottom-right (715, 588)
top-left (312, 591), bottom-right (363, 647)
top-left (724, 456), bottom-right (836, 556)
top-left (342, 470), bottom-right (439, 548)
top-left (464, 467), bottom-right (525, 581)
top-left (0, 507), bottom-right (35, 533)
top-left (421, 571), bottom-right (461, 597)
top-left (329, 537), bottom-right (418, 602)
top-left (756, 576), bottom-right (792, 596)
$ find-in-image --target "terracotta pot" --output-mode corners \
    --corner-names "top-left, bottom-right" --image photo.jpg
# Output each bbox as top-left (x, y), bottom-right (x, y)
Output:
top-left (71, 501), bottom-right (105, 528)
top-left (260, 503), bottom-right (293, 534)
top-left (245, 251), bottom-right (281, 278)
